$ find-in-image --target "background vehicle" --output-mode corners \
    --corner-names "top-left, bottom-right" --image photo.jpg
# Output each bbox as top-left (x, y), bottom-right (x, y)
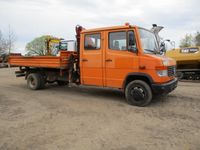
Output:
top-left (9, 24), bottom-right (177, 106)
top-left (46, 37), bottom-right (76, 56)
top-left (166, 47), bottom-right (200, 80)
top-left (0, 53), bottom-right (8, 68)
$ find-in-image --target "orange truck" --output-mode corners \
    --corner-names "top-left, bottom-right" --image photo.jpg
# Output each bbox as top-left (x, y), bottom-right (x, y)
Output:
top-left (9, 23), bottom-right (178, 106)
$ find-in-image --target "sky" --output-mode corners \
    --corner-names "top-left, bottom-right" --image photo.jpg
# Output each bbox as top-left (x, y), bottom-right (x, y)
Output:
top-left (0, 0), bottom-right (200, 54)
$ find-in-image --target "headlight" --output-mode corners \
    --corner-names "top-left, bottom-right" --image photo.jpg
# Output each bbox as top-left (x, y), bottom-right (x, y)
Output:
top-left (157, 70), bottom-right (168, 77)
top-left (162, 59), bottom-right (169, 66)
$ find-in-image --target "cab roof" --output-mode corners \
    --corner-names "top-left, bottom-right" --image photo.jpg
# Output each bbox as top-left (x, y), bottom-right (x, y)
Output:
top-left (81, 24), bottom-right (138, 34)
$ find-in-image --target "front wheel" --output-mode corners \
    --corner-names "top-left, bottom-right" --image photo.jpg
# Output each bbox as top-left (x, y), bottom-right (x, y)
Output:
top-left (125, 80), bottom-right (152, 107)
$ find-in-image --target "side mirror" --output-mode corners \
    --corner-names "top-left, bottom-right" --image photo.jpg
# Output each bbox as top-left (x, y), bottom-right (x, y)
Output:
top-left (170, 41), bottom-right (175, 50)
top-left (160, 42), bottom-right (166, 53)
top-left (128, 31), bottom-right (137, 53)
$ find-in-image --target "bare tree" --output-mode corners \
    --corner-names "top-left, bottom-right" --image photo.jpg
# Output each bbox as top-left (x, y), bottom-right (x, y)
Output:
top-left (7, 25), bottom-right (16, 54)
top-left (0, 26), bottom-right (16, 55)
top-left (0, 30), bottom-right (3, 54)
top-left (0, 30), bottom-right (7, 55)
top-left (0, 30), bottom-right (8, 64)
top-left (0, 26), bottom-right (16, 64)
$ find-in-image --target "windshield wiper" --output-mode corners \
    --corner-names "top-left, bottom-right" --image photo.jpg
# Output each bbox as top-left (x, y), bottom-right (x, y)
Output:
top-left (144, 48), bottom-right (160, 54)
top-left (144, 49), bottom-right (156, 54)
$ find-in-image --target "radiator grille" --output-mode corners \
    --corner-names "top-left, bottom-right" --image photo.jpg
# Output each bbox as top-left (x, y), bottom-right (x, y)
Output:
top-left (168, 66), bottom-right (176, 77)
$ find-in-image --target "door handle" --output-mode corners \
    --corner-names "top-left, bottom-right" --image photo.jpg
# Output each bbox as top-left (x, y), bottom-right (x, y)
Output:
top-left (139, 65), bottom-right (146, 69)
top-left (105, 59), bottom-right (112, 62)
top-left (82, 59), bottom-right (88, 62)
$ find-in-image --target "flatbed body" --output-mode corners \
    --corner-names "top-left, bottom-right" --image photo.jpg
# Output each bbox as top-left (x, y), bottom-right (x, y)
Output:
top-left (9, 51), bottom-right (77, 69)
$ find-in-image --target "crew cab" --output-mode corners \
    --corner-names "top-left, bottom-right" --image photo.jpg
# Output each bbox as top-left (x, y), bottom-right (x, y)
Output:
top-left (9, 23), bottom-right (178, 106)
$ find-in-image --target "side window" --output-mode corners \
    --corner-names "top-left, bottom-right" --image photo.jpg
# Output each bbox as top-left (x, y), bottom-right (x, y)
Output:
top-left (84, 34), bottom-right (101, 50)
top-left (109, 31), bottom-right (127, 50)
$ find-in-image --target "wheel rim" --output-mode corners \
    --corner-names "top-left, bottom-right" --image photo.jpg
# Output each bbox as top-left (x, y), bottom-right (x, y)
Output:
top-left (130, 86), bottom-right (146, 101)
top-left (177, 72), bottom-right (183, 79)
top-left (188, 75), bottom-right (194, 80)
top-left (29, 76), bottom-right (36, 87)
top-left (196, 76), bottom-right (200, 80)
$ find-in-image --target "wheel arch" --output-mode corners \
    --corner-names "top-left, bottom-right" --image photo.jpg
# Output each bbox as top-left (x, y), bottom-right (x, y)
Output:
top-left (122, 73), bottom-right (154, 90)
top-left (24, 68), bottom-right (46, 80)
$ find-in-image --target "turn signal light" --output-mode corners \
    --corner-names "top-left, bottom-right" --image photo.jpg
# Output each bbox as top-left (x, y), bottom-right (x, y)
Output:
top-left (125, 22), bottom-right (130, 26)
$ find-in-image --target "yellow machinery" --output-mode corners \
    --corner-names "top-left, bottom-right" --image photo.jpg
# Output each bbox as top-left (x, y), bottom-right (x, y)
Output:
top-left (46, 38), bottom-right (63, 55)
top-left (46, 37), bottom-right (75, 55)
top-left (166, 47), bottom-right (200, 80)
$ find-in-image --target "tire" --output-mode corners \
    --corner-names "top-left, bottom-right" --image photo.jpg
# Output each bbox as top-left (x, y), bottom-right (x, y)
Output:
top-left (57, 81), bottom-right (68, 86)
top-left (177, 72), bottom-right (183, 80)
top-left (27, 73), bottom-right (42, 90)
top-left (125, 80), bottom-right (152, 107)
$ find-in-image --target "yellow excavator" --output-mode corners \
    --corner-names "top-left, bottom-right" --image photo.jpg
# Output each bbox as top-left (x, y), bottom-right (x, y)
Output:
top-left (166, 46), bottom-right (200, 80)
top-left (45, 37), bottom-right (75, 56)
top-left (46, 38), bottom-right (65, 55)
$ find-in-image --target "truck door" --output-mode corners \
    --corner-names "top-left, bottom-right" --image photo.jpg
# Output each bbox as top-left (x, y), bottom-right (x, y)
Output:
top-left (105, 30), bottom-right (139, 88)
top-left (80, 32), bottom-right (103, 86)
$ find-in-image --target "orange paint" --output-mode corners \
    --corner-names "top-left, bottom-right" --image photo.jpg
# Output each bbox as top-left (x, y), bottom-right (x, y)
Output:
top-left (80, 25), bottom-right (176, 88)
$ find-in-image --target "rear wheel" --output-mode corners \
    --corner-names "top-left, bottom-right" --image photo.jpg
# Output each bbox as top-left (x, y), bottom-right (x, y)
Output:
top-left (27, 73), bottom-right (41, 90)
top-left (125, 80), bottom-right (152, 107)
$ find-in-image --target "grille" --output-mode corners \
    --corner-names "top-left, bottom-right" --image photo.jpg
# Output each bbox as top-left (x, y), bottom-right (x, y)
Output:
top-left (168, 66), bottom-right (176, 77)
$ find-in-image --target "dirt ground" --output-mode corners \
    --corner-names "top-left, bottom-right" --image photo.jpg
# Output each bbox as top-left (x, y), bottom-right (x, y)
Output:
top-left (0, 68), bottom-right (200, 150)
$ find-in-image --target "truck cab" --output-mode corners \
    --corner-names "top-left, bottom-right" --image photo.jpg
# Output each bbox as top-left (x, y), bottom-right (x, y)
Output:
top-left (79, 24), bottom-right (177, 106)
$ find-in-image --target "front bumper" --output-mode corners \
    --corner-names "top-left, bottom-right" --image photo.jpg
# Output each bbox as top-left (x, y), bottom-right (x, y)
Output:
top-left (152, 78), bottom-right (178, 94)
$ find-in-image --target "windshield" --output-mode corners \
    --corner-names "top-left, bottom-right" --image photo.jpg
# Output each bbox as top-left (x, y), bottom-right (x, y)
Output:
top-left (139, 28), bottom-right (159, 54)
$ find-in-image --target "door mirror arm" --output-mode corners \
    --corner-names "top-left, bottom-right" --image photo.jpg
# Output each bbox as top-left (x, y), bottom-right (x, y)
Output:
top-left (128, 46), bottom-right (138, 53)
top-left (160, 42), bottom-right (166, 53)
